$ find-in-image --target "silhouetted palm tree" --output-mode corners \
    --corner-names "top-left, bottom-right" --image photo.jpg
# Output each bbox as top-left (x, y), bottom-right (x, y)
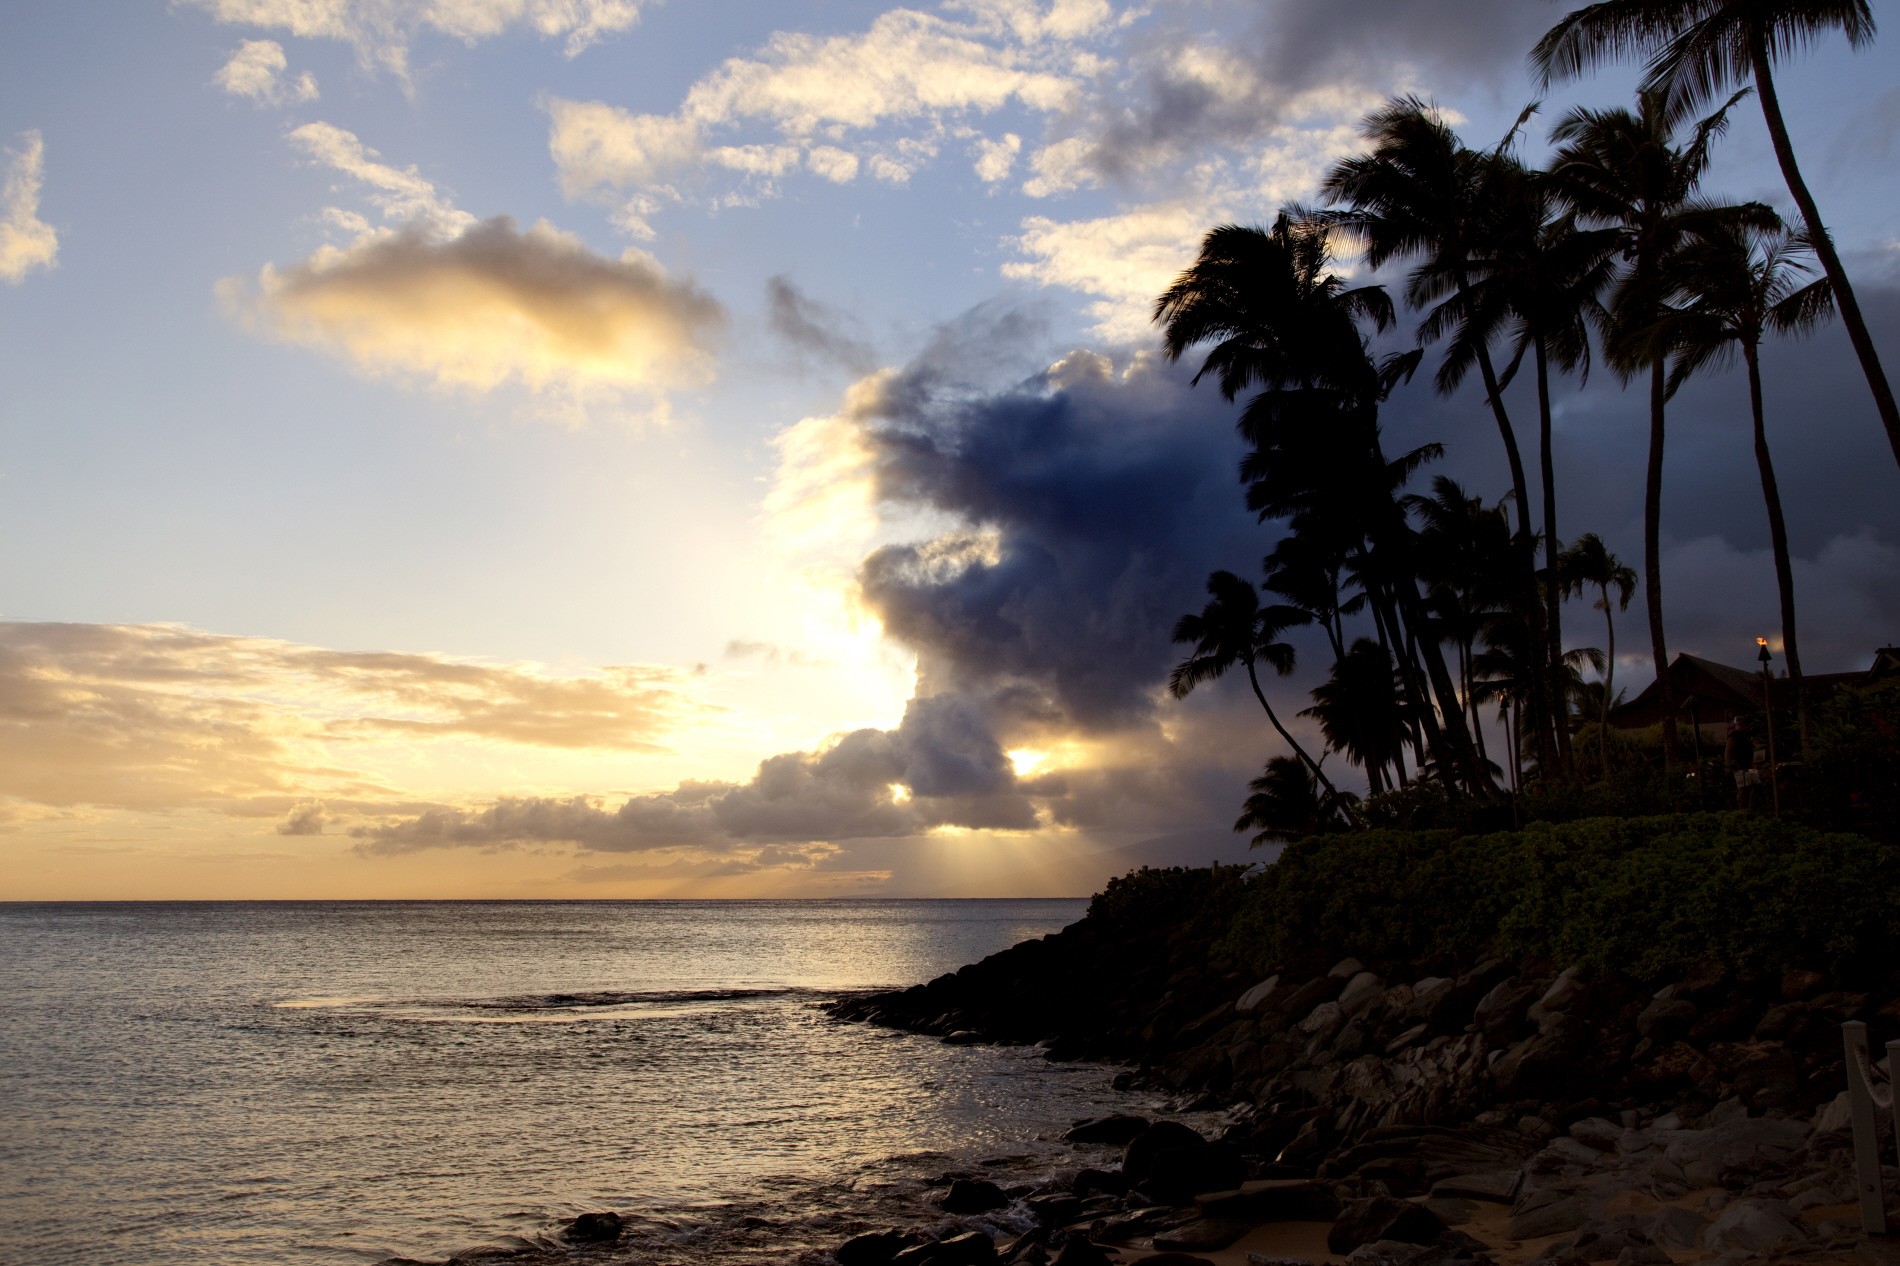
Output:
top-left (1303, 638), bottom-right (1414, 796)
top-left (1545, 88), bottom-right (1753, 763)
top-left (1423, 161), bottom-right (1618, 773)
top-left (1662, 221), bottom-right (1835, 738)
top-left (1170, 569), bottom-right (1335, 794)
top-left (1408, 476), bottom-right (1522, 766)
top-left (1534, 1), bottom-right (1899, 471)
top-left (1558, 532), bottom-right (1638, 771)
top-left (1156, 214), bottom-right (1498, 796)
top-left (1233, 755), bottom-right (1356, 844)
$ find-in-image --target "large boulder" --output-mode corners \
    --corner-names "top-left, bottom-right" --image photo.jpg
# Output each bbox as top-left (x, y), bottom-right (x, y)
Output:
top-left (941, 1179), bottom-right (1009, 1214)
top-left (1121, 1121), bottom-right (1207, 1186)
top-left (838, 1230), bottom-right (919, 1266)
top-left (1142, 1142), bottom-right (1246, 1204)
top-left (1328, 1197), bottom-right (1447, 1255)
top-left (1700, 1198), bottom-right (1809, 1254)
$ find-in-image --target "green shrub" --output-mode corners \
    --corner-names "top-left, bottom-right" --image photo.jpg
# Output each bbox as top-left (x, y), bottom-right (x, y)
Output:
top-left (1215, 812), bottom-right (1900, 981)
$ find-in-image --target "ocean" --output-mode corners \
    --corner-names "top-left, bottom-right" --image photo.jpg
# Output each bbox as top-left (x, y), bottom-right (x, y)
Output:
top-left (0, 899), bottom-right (1173, 1266)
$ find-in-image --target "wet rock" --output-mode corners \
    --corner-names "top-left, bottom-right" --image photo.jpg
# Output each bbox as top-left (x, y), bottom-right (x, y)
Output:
top-left (1025, 1194), bottom-right (1082, 1227)
top-left (1071, 1168), bottom-right (1126, 1199)
top-left (1327, 1196), bottom-right (1447, 1254)
top-left (1062, 1114), bottom-right (1148, 1146)
top-left (1195, 1179), bottom-right (1339, 1222)
top-left (1152, 1218), bottom-right (1250, 1252)
top-left (941, 1179), bottom-right (1009, 1214)
top-left (1142, 1142), bottom-right (1246, 1204)
top-left (560, 1212), bottom-right (624, 1243)
top-left (839, 1230), bottom-right (919, 1266)
top-left (944, 1030), bottom-right (986, 1045)
top-left (1121, 1121), bottom-right (1206, 1185)
top-left (1047, 1237), bottom-right (1111, 1266)
top-left (891, 1231), bottom-right (999, 1266)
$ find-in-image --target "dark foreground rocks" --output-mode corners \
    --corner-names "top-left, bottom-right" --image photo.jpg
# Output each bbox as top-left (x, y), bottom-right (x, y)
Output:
top-left (826, 906), bottom-right (1900, 1263)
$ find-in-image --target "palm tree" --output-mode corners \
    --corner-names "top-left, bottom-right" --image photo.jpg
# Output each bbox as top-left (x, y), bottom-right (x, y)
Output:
top-left (1558, 532), bottom-right (1639, 772)
top-left (1544, 89), bottom-right (1754, 764)
top-left (1156, 213), bottom-right (1498, 796)
top-left (1408, 476), bottom-right (1522, 766)
top-left (1170, 569), bottom-right (1336, 795)
top-left (1421, 161), bottom-right (1618, 774)
top-left (1323, 98), bottom-right (1538, 553)
top-left (1302, 638), bottom-right (1414, 796)
top-left (1533, 0), bottom-right (1900, 472)
top-left (1661, 221), bottom-right (1835, 739)
top-left (1233, 755), bottom-right (1356, 844)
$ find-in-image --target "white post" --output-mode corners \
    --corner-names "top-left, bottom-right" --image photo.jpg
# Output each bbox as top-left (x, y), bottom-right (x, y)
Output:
top-left (1846, 1022), bottom-right (1887, 1233)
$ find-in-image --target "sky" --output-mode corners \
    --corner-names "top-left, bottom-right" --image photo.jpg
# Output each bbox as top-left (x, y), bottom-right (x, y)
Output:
top-left (1, 0), bottom-right (1897, 900)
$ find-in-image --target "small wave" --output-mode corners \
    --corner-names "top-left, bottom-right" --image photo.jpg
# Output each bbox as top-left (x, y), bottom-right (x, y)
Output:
top-left (273, 986), bottom-right (820, 1020)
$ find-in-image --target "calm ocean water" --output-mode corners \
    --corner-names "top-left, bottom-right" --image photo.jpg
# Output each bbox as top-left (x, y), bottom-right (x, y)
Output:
top-left (0, 899), bottom-right (1172, 1266)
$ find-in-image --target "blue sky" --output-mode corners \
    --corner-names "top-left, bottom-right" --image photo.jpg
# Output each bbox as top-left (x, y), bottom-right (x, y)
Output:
top-left (2, 0), bottom-right (1896, 898)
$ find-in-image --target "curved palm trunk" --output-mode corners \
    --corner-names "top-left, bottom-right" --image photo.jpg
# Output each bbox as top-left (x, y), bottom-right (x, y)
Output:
top-left (1534, 340), bottom-right (1573, 775)
top-left (1244, 658), bottom-right (1340, 797)
top-left (1643, 358), bottom-right (1677, 766)
top-left (1748, 31), bottom-right (1900, 471)
top-left (1743, 339), bottom-right (1806, 745)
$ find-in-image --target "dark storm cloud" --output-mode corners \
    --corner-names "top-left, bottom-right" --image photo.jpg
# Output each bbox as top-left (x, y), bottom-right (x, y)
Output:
top-left (856, 344), bottom-right (1263, 728)
top-left (766, 275), bottom-right (876, 374)
top-left (1074, 0), bottom-right (1553, 184)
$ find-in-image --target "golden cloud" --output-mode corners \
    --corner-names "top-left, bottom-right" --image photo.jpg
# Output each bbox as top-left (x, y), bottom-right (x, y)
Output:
top-left (223, 215), bottom-right (724, 402)
top-left (0, 622), bottom-right (710, 819)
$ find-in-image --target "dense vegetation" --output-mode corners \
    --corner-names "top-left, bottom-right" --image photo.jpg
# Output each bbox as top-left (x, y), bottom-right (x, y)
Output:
top-left (1090, 811), bottom-right (1900, 986)
top-left (1159, 1), bottom-right (1896, 829)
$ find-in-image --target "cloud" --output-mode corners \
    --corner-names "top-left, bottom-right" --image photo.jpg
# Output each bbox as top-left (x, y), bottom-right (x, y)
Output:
top-left (545, 4), bottom-right (1109, 212)
top-left (1, 131), bottom-right (58, 284)
top-left (0, 621), bottom-right (708, 817)
top-left (215, 39), bottom-right (318, 105)
top-left (288, 121), bottom-right (471, 231)
top-left (182, 0), bottom-right (646, 77)
top-left (766, 275), bottom-right (876, 374)
top-left (223, 214), bottom-right (724, 404)
top-left (972, 132), bottom-right (1022, 182)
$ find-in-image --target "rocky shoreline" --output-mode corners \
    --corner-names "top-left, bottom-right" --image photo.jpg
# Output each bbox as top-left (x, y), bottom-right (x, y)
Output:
top-left (813, 899), bottom-right (1900, 1266)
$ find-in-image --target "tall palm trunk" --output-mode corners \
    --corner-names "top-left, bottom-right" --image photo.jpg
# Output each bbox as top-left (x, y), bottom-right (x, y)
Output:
top-left (1534, 339), bottom-right (1573, 773)
top-left (1643, 358), bottom-right (1677, 765)
top-left (1742, 338), bottom-right (1806, 745)
top-left (1244, 657), bottom-right (1340, 797)
top-left (1598, 584), bottom-right (1616, 777)
top-left (1747, 28), bottom-right (1900, 471)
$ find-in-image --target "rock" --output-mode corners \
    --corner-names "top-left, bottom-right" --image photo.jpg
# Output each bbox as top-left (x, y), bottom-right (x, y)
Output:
top-left (1195, 1179), bottom-right (1341, 1222)
top-left (1298, 1000), bottom-right (1345, 1037)
top-left (1025, 1195), bottom-right (1082, 1227)
top-left (1430, 1170), bottom-right (1521, 1203)
top-left (1781, 968), bottom-right (1827, 1000)
top-left (1506, 1191), bottom-right (1589, 1239)
top-left (1567, 1117), bottom-right (1623, 1151)
top-left (1236, 976), bottom-right (1281, 1013)
top-left (944, 1030), bottom-right (986, 1045)
top-left (1540, 1136), bottom-right (1603, 1168)
top-left (1071, 1168), bottom-right (1126, 1198)
top-left (839, 1231), bottom-right (918, 1266)
top-left (1121, 1121), bottom-right (1206, 1185)
top-left (1662, 1116), bottom-right (1808, 1188)
top-left (1330, 957), bottom-right (1369, 979)
top-left (1813, 1090), bottom-right (1855, 1136)
top-left (1528, 966), bottom-right (1589, 1027)
top-left (1635, 997), bottom-right (1697, 1042)
top-left (941, 1179), bottom-right (1009, 1214)
top-left (1700, 1198), bottom-right (1809, 1254)
top-left (1047, 1238), bottom-right (1111, 1266)
top-left (1153, 1218), bottom-right (1250, 1252)
top-left (1062, 1114), bottom-right (1149, 1146)
top-left (1140, 1256), bottom-right (1217, 1266)
top-left (1644, 1205), bottom-right (1706, 1249)
top-left (1327, 1197), bottom-right (1447, 1254)
top-left (560, 1212), bottom-right (624, 1243)
top-left (1472, 977), bottom-right (1537, 1041)
top-left (1339, 972), bottom-right (1386, 1018)
top-left (1421, 1197), bottom-right (1476, 1226)
top-left (1143, 1142), bottom-right (1246, 1204)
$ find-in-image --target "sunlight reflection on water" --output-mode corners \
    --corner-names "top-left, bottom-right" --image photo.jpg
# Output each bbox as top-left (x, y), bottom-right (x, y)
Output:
top-left (0, 900), bottom-right (1166, 1266)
